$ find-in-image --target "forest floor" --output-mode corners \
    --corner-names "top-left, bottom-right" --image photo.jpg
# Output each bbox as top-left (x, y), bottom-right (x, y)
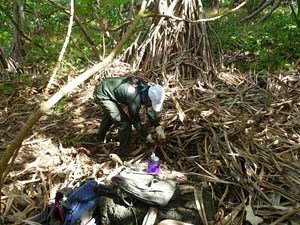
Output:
top-left (1, 61), bottom-right (300, 224)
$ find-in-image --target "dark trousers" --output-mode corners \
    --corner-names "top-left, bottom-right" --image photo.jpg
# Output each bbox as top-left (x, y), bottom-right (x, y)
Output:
top-left (97, 99), bottom-right (132, 155)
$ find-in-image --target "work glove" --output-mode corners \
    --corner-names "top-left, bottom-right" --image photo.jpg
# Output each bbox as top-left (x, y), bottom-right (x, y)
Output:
top-left (146, 134), bottom-right (155, 144)
top-left (155, 126), bottom-right (166, 140)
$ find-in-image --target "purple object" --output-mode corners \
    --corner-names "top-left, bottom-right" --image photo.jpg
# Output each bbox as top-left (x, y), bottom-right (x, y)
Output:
top-left (147, 153), bottom-right (160, 174)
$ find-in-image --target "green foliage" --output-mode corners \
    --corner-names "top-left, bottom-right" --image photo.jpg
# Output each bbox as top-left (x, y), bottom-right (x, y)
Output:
top-left (211, 7), bottom-right (300, 72)
top-left (100, 0), bottom-right (131, 7)
top-left (202, 0), bottom-right (234, 8)
top-left (0, 0), bottom-right (135, 72)
top-left (290, 0), bottom-right (300, 27)
top-left (0, 84), bottom-right (14, 94)
top-left (0, 2), bottom-right (13, 50)
top-left (55, 98), bottom-right (67, 113)
top-left (2, 0), bottom-right (297, 76)
top-left (65, 137), bottom-right (81, 145)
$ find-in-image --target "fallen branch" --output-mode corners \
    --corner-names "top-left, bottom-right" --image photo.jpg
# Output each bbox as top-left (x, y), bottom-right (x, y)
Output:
top-left (45, 0), bottom-right (75, 95)
top-left (0, 0), bottom-right (147, 200)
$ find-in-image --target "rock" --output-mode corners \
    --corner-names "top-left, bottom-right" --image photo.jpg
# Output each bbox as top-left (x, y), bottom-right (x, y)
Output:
top-left (97, 184), bottom-right (216, 225)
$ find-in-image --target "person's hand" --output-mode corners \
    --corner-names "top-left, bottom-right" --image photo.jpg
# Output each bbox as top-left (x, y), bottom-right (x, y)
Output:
top-left (146, 134), bottom-right (155, 144)
top-left (155, 126), bottom-right (166, 140)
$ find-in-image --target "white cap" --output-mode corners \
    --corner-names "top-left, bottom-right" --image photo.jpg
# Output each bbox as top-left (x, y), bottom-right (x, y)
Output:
top-left (148, 84), bottom-right (165, 112)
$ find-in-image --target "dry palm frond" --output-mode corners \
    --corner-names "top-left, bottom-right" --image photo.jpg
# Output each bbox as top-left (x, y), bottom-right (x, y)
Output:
top-left (194, 185), bottom-right (208, 225)
top-left (2, 62), bottom-right (300, 225)
top-left (1, 2), bottom-right (300, 222)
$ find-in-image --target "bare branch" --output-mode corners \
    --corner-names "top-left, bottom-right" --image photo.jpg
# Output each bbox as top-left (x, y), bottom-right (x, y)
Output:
top-left (260, 0), bottom-right (283, 22)
top-left (45, 0), bottom-right (75, 95)
top-left (143, 1), bottom-right (248, 23)
top-left (240, 0), bottom-right (273, 23)
top-left (0, 4), bottom-right (45, 52)
top-left (47, 0), bottom-right (101, 60)
top-left (0, 0), bottom-right (147, 189)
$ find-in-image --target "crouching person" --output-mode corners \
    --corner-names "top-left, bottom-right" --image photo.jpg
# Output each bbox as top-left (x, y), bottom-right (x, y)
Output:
top-left (95, 76), bottom-right (166, 157)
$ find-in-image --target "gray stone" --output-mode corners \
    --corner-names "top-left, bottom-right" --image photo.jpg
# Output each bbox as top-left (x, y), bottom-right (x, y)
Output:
top-left (97, 185), bottom-right (216, 225)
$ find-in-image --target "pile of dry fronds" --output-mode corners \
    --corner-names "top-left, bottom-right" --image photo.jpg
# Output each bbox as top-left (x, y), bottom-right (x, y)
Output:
top-left (160, 68), bottom-right (300, 224)
top-left (1, 63), bottom-right (300, 224)
top-left (1, 0), bottom-right (300, 223)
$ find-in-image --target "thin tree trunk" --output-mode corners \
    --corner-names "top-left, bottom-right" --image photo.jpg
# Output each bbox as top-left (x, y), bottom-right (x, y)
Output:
top-left (45, 0), bottom-right (75, 95)
top-left (261, 0), bottom-right (282, 21)
top-left (0, 46), bottom-right (9, 71)
top-left (0, 0), bottom-right (147, 205)
top-left (47, 0), bottom-right (101, 61)
top-left (11, 0), bottom-right (26, 62)
top-left (240, 0), bottom-right (273, 22)
top-left (0, 46), bottom-right (21, 74)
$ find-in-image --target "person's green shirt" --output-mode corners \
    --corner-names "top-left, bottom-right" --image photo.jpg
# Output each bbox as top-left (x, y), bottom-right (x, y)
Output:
top-left (96, 77), bottom-right (160, 138)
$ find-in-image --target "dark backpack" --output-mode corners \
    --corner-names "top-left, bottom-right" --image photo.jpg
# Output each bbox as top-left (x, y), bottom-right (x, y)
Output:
top-left (33, 179), bottom-right (110, 225)
top-left (31, 173), bottom-right (176, 225)
top-left (62, 180), bottom-right (100, 225)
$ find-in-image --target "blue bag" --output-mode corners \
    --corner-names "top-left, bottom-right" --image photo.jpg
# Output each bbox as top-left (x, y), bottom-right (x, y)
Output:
top-left (62, 179), bottom-right (100, 225)
top-left (29, 179), bottom-right (115, 225)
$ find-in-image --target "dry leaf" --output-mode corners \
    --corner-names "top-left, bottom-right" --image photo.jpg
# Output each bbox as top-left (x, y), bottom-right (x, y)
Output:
top-left (245, 205), bottom-right (263, 225)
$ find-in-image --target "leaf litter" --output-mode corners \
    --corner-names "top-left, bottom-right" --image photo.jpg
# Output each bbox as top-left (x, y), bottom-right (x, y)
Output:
top-left (1, 0), bottom-right (300, 223)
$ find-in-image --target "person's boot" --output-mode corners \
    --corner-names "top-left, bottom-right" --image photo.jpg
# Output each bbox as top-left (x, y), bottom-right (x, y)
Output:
top-left (97, 115), bottom-right (113, 142)
top-left (117, 121), bottom-right (132, 157)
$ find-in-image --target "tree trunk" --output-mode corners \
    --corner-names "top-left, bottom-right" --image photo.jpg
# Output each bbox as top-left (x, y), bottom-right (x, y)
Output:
top-left (11, 0), bottom-right (27, 62)
top-left (0, 0), bottom-right (148, 205)
top-left (0, 46), bottom-right (21, 74)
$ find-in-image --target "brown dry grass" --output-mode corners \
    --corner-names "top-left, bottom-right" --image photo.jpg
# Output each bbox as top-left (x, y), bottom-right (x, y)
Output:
top-left (1, 0), bottom-right (300, 223)
top-left (1, 63), bottom-right (300, 224)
